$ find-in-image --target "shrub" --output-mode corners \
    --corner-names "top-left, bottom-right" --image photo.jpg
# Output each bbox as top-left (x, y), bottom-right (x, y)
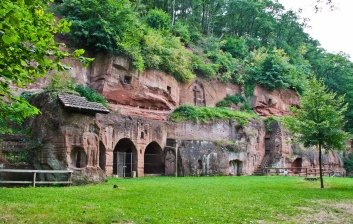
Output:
top-left (220, 37), bottom-right (248, 59)
top-left (170, 105), bottom-right (258, 125)
top-left (44, 71), bottom-right (75, 91)
top-left (172, 21), bottom-right (191, 44)
top-left (145, 9), bottom-right (171, 31)
top-left (73, 85), bottom-right (108, 107)
top-left (343, 153), bottom-right (353, 173)
top-left (263, 116), bottom-right (277, 132)
top-left (142, 28), bottom-right (195, 82)
top-left (55, 0), bottom-right (144, 71)
top-left (20, 91), bottom-right (36, 102)
top-left (190, 54), bottom-right (217, 77)
top-left (216, 94), bottom-right (247, 108)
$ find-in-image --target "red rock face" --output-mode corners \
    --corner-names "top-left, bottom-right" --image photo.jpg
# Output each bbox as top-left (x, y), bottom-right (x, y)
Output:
top-left (87, 54), bottom-right (241, 120)
top-left (16, 52), bottom-right (241, 120)
top-left (89, 54), bottom-right (180, 120)
top-left (252, 85), bottom-right (300, 117)
top-left (11, 54), bottom-right (344, 181)
top-left (179, 78), bottom-right (240, 107)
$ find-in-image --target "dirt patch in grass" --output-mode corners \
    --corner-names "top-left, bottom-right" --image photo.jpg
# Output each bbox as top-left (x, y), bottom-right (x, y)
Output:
top-left (329, 202), bottom-right (353, 215)
top-left (0, 215), bottom-right (13, 223)
top-left (284, 200), bottom-right (353, 224)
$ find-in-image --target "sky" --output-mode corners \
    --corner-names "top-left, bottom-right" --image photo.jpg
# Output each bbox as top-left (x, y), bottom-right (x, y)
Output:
top-left (278, 0), bottom-right (353, 58)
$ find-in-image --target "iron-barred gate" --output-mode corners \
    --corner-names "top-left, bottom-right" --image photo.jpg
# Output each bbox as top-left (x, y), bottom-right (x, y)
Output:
top-left (144, 153), bottom-right (164, 175)
top-left (113, 152), bottom-right (136, 177)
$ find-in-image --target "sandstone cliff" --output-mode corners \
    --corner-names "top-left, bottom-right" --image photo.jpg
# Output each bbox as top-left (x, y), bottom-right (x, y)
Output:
top-left (2, 54), bottom-right (345, 184)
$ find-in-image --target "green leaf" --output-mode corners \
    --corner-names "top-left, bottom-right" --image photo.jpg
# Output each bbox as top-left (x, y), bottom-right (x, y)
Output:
top-left (2, 35), bottom-right (13, 44)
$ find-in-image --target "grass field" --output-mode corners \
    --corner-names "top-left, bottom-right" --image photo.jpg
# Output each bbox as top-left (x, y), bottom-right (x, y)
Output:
top-left (0, 176), bottom-right (352, 223)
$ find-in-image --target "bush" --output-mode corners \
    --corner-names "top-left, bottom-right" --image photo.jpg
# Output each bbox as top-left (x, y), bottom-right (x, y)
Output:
top-left (190, 54), bottom-right (217, 77)
top-left (170, 105), bottom-right (258, 125)
top-left (343, 153), bottom-right (353, 173)
top-left (142, 28), bottom-right (195, 82)
top-left (44, 71), bottom-right (75, 91)
top-left (216, 94), bottom-right (246, 108)
top-left (145, 9), bottom-right (171, 31)
top-left (220, 37), bottom-right (248, 59)
top-left (55, 0), bottom-right (144, 70)
top-left (20, 91), bottom-right (36, 102)
top-left (73, 85), bottom-right (108, 107)
top-left (263, 116), bottom-right (277, 132)
top-left (172, 21), bottom-right (191, 44)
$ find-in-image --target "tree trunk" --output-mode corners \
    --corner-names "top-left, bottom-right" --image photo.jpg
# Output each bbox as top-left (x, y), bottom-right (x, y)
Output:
top-left (171, 0), bottom-right (175, 27)
top-left (318, 143), bottom-right (324, 188)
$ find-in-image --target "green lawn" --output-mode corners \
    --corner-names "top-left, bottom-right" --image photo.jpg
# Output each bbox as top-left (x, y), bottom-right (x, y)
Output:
top-left (0, 176), bottom-right (352, 223)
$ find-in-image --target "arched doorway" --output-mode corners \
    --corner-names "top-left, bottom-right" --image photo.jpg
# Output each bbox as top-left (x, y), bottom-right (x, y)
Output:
top-left (113, 138), bottom-right (137, 177)
top-left (291, 158), bottom-right (302, 174)
top-left (144, 142), bottom-right (164, 175)
top-left (229, 160), bottom-right (242, 176)
top-left (70, 147), bottom-right (87, 168)
top-left (99, 142), bottom-right (106, 171)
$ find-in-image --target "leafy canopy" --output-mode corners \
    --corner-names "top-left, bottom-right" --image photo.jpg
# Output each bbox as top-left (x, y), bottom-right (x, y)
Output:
top-left (0, 0), bottom-right (91, 134)
top-left (282, 76), bottom-right (350, 188)
top-left (282, 76), bottom-right (349, 150)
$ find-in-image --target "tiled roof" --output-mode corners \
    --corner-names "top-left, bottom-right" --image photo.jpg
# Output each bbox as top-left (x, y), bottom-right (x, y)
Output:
top-left (58, 94), bottom-right (109, 114)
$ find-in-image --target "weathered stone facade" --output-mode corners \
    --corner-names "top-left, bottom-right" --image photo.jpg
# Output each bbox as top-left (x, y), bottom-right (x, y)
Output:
top-left (28, 93), bottom-right (106, 184)
top-left (264, 121), bottom-right (344, 174)
top-left (5, 54), bottom-right (345, 184)
top-left (28, 99), bottom-right (267, 179)
top-left (252, 85), bottom-right (300, 117)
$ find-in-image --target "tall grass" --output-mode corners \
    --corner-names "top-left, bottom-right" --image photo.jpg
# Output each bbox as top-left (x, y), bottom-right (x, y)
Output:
top-left (170, 105), bottom-right (258, 125)
top-left (1, 176), bottom-right (352, 223)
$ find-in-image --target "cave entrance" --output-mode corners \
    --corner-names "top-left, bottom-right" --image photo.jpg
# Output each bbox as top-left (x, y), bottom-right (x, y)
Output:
top-left (229, 160), bottom-right (242, 176)
top-left (99, 142), bottom-right (106, 171)
top-left (144, 141), bottom-right (164, 175)
top-left (113, 138), bottom-right (137, 177)
top-left (291, 158), bottom-right (302, 174)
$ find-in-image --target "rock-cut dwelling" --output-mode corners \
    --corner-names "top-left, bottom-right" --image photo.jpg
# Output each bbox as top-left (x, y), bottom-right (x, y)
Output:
top-left (0, 54), bottom-right (344, 184)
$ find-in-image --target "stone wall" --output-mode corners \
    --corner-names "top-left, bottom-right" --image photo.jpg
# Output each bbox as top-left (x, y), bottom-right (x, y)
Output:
top-left (25, 93), bottom-right (346, 182)
top-left (96, 113), bottom-right (167, 177)
top-left (172, 120), bottom-right (266, 176)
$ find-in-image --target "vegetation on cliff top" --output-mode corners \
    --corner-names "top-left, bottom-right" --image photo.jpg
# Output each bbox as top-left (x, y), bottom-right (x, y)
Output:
top-left (170, 105), bottom-right (258, 125)
top-left (42, 72), bottom-right (109, 107)
top-left (51, 0), bottom-right (353, 133)
top-left (3, 0), bottom-right (353, 135)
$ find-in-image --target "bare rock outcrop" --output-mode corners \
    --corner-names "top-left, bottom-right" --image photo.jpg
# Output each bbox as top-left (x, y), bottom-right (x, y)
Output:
top-left (252, 85), bottom-right (299, 117)
top-left (90, 55), bottom-right (179, 120)
top-left (264, 121), bottom-right (344, 175)
top-left (28, 92), bottom-right (106, 184)
top-left (179, 78), bottom-right (240, 107)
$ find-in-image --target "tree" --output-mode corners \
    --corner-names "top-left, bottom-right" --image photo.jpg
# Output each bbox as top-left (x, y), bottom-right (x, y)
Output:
top-left (282, 76), bottom-right (350, 188)
top-left (0, 0), bottom-right (91, 134)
